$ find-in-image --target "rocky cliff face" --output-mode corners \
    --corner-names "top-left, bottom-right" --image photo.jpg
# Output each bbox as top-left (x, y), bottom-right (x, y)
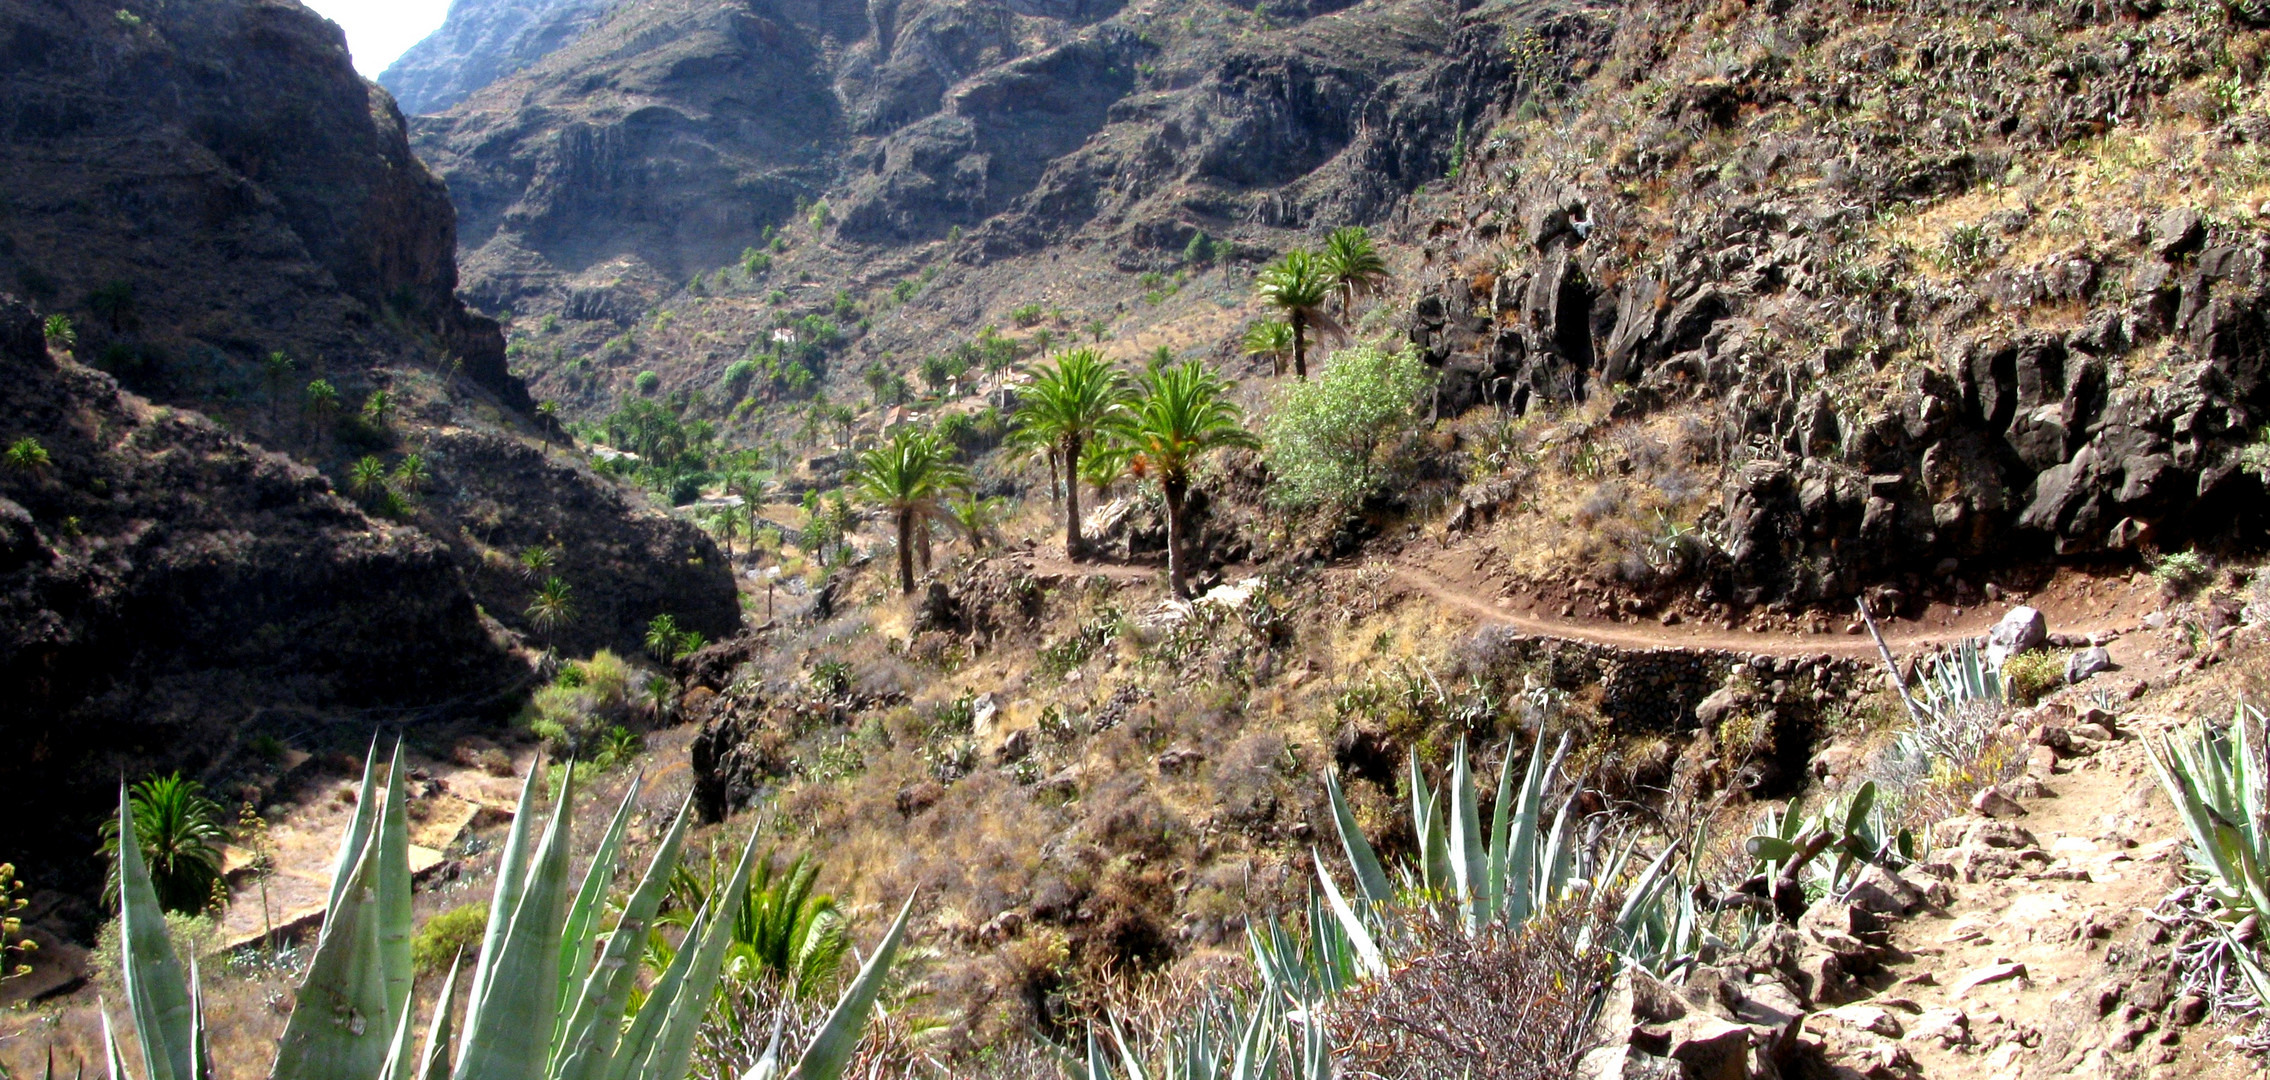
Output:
top-left (1406, 0), bottom-right (2270, 611)
top-left (406, 0), bottom-right (1591, 345)
top-left (0, 0), bottom-right (739, 884)
top-left (380, 0), bottom-right (624, 116)
top-left (0, 296), bottom-right (514, 884)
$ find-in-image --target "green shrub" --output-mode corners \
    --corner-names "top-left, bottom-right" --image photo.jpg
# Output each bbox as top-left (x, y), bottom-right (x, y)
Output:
top-left (2001, 650), bottom-right (2066, 706)
top-left (411, 903), bottom-right (488, 975)
top-left (2153, 550), bottom-right (2210, 593)
top-left (1261, 344), bottom-right (1433, 510)
top-left (634, 370), bottom-right (661, 395)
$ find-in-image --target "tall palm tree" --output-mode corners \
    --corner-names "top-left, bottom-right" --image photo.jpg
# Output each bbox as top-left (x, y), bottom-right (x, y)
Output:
top-left (851, 425), bottom-right (970, 594)
top-left (304, 379), bottom-right (340, 450)
top-left (1319, 226), bottom-right (1389, 318)
top-left (1253, 249), bottom-right (1339, 379)
top-left (1242, 319), bottom-right (1295, 377)
top-left (1118, 361), bottom-right (1257, 598)
top-left (527, 576), bottom-right (576, 647)
top-left (99, 774), bottom-right (227, 915)
top-left (261, 351), bottom-right (294, 429)
top-left (1012, 348), bottom-right (1129, 560)
top-left (347, 455), bottom-right (389, 502)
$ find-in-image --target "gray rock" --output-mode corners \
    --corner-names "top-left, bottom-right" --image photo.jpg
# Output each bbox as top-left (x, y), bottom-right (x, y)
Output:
top-left (2066, 646), bottom-right (2113, 684)
top-left (1665, 1014), bottom-right (1751, 1080)
top-left (1844, 864), bottom-right (1926, 916)
top-left (2150, 207), bottom-right (2205, 259)
top-left (1986, 605), bottom-right (2048, 667)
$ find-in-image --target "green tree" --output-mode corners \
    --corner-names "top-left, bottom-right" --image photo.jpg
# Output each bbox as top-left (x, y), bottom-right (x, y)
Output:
top-left (361, 389), bottom-right (393, 429)
top-left (1242, 318), bottom-right (1295, 377)
top-left (1013, 347), bottom-right (1129, 560)
top-left (527, 576), bottom-right (576, 644)
top-left (348, 455), bottom-right (390, 501)
top-left (635, 370), bottom-right (661, 395)
top-left (391, 452), bottom-right (431, 493)
top-left (1118, 361), bottom-right (1257, 597)
top-left (304, 379), bottom-right (340, 448)
top-left (87, 280), bottom-right (134, 331)
top-left (658, 851), bottom-right (851, 1003)
top-left (2, 436), bottom-right (50, 475)
top-left (43, 314), bottom-right (75, 353)
top-left (1078, 434), bottom-right (1132, 504)
top-left (851, 425), bottom-right (970, 594)
top-left (1254, 249), bottom-right (1338, 379)
top-left (262, 351), bottom-right (295, 429)
top-left (645, 614), bottom-right (683, 662)
top-left (98, 773), bottom-right (227, 915)
top-left (1319, 225), bottom-right (1389, 317)
top-left (1262, 344), bottom-right (1433, 510)
top-left (518, 544), bottom-right (556, 580)
top-left (535, 399), bottom-right (561, 448)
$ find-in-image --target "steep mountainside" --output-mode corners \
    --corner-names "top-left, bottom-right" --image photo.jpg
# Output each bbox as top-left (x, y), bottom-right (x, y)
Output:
top-left (1398, 0), bottom-right (2270, 616)
top-left (406, 0), bottom-right (1603, 403)
top-left (379, 0), bottom-right (625, 116)
top-left (0, 0), bottom-right (739, 886)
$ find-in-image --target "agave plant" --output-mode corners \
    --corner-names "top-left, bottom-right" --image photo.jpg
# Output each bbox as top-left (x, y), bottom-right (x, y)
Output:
top-left (2151, 705), bottom-right (2270, 923)
top-left (95, 742), bottom-right (912, 1080)
top-left (1741, 781), bottom-right (1912, 923)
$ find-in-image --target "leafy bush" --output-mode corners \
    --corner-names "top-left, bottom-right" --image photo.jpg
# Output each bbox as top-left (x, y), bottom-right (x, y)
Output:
top-left (635, 370), bottom-right (662, 395)
top-left (2154, 549), bottom-right (2211, 593)
top-left (1261, 344), bottom-right (1433, 510)
top-left (2001, 649), bottom-right (2066, 706)
top-left (411, 903), bottom-right (488, 975)
top-left (528, 650), bottom-right (637, 758)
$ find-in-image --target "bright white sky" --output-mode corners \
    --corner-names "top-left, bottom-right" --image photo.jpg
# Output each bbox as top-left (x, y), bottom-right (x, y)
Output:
top-left (303, 0), bottom-right (452, 77)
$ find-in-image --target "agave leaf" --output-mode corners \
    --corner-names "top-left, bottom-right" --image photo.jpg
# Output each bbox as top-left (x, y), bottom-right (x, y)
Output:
top-left (101, 1006), bottom-right (130, 1080)
top-left (377, 741), bottom-right (415, 1032)
top-left (188, 958), bottom-right (207, 1080)
top-left (1843, 781), bottom-right (1877, 840)
top-left (1502, 733), bottom-right (1567, 926)
top-left (460, 763), bottom-right (541, 1039)
top-left (325, 737), bottom-right (382, 932)
top-left (1311, 853), bottom-right (1384, 978)
top-left (1321, 771), bottom-right (1391, 906)
top-left (738, 1012), bottom-right (787, 1080)
top-left (554, 795), bottom-right (694, 1080)
top-left (375, 978), bottom-right (418, 1080)
top-left (555, 772), bottom-right (641, 1048)
top-left (1483, 741), bottom-right (1517, 925)
top-left (272, 834), bottom-right (393, 1080)
top-left (789, 890), bottom-right (918, 1080)
top-left (114, 787), bottom-right (193, 1080)
top-left (1108, 1016), bottom-right (1149, 1080)
top-left (453, 764), bottom-right (577, 1080)
top-left (1446, 741), bottom-right (1483, 921)
top-left (1407, 757), bottom-right (1446, 893)
top-left (635, 825), bottom-right (769, 1080)
top-left (596, 906), bottom-right (708, 1080)
top-left (416, 955), bottom-right (463, 1080)
top-left (1745, 836), bottom-right (1800, 862)
top-left (1083, 1027), bottom-right (1115, 1080)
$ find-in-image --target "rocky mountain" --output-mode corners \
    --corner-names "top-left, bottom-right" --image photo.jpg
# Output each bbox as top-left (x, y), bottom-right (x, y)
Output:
top-left (1402, 0), bottom-right (2270, 614)
top-left (0, 0), bottom-right (739, 886)
top-left (404, 0), bottom-right (1596, 380)
top-left (380, 0), bottom-right (624, 116)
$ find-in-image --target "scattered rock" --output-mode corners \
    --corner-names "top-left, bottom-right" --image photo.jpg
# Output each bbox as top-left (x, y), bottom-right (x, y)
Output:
top-left (1987, 606), bottom-right (2048, 667)
top-left (1949, 960), bottom-right (2028, 998)
top-left (2066, 646), bottom-right (2114, 683)
top-left (1904, 1007), bottom-right (1971, 1047)
top-left (1823, 1004), bottom-right (1905, 1038)
top-left (1845, 864), bottom-right (1926, 916)
top-left (1666, 1014), bottom-right (1752, 1080)
top-left (1970, 787), bottom-right (2030, 818)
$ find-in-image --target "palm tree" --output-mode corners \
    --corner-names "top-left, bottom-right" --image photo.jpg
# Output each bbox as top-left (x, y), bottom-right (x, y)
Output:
top-left (2, 437), bottom-right (50, 475)
top-left (1012, 348), bottom-right (1129, 560)
top-left (1319, 226), bottom-right (1389, 318)
top-left (535, 400), bottom-right (561, 448)
top-left (262, 351), bottom-right (295, 429)
top-left (391, 452), bottom-right (431, 494)
top-left (44, 314), bottom-right (75, 354)
top-left (1118, 361), bottom-right (1257, 598)
top-left (645, 614), bottom-right (683, 662)
top-left (527, 576), bottom-right (576, 645)
top-left (518, 545), bottom-right (556, 580)
top-left (1253, 249), bottom-right (1338, 379)
top-left (851, 425), bottom-right (970, 594)
top-left (304, 379), bottom-right (339, 449)
top-left (1242, 319), bottom-right (1295, 377)
top-left (1078, 435), bottom-right (1132, 504)
top-left (361, 389), bottom-right (393, 429)
top-left (347, 455), bottom-right (389, 501)
top-left (948, 494), bottom-right (1007, 551)
top-left (99, 774), bottom-right (227, 915)
top-left (657, 850), bottom-right (850, 1003)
